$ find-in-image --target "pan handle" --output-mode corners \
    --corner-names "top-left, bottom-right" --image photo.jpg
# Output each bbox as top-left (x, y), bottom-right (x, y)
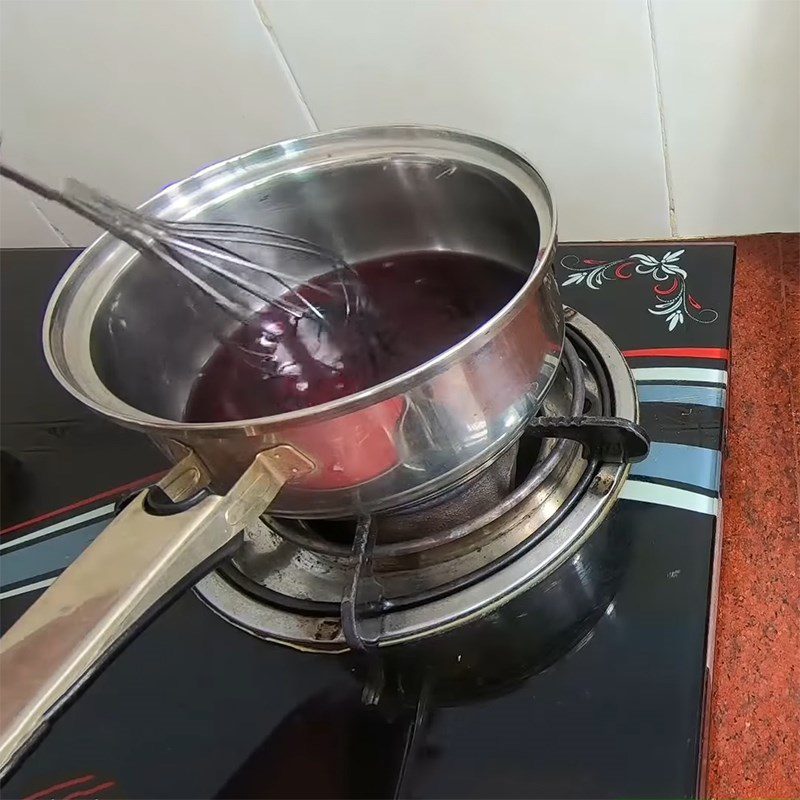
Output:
top-left (0, 445), bottom-right (313, 779)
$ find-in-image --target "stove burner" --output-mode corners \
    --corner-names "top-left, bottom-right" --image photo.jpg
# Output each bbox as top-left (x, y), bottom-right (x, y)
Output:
top-left (254, 337), bottom-right (588, 561)
top-left (195, 309), bottom-right (644, 686)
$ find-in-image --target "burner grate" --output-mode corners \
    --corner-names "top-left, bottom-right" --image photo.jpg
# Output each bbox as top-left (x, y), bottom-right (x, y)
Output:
top-left (195, 309), bottom-right (644, 655)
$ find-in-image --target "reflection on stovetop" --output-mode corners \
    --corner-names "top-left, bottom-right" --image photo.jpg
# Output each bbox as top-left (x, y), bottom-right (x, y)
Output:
top-left (5, 508), bottom-right (706, 800)
top-left (200, 507), bottom-right (708, 800)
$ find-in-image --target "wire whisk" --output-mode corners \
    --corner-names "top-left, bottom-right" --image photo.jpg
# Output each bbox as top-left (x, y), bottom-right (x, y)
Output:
top-left (0, 163), bottom-right (351, 324)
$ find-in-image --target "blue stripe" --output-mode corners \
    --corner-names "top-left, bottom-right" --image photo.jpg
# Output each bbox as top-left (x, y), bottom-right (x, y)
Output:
top-left (0, 519), bottom-right (108, 588)
top-left (631, 442), bottom-right (721, 492)
top-left (637, 383), bottom-right (725, 408)
top-left (620, 479), bottom-right (719, 516)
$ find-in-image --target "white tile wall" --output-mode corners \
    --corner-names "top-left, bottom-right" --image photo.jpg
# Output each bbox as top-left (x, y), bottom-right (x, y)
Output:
top-left (1, 0), bottom-right (797, 246)
top-left (652, 0), bottom-right (800, 237)
top-left (260, 0), bottom-right (672, 242)
top-left (0, 0), bottom-right (313, 246)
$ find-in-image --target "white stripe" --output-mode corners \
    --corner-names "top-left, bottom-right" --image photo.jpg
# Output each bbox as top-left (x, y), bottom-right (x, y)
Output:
top-left (0, 503), bottom-right (115, 551)
top-left (632, 367), bottom-right (727, 385)
top-left (0, 576), bottom-right (56, 600)
top-left (620, 479), bottom-right (719, 516)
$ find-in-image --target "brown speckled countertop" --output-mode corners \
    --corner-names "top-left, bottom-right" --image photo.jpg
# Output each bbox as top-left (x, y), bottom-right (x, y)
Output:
top-left (707, 233), bottom-right (800, 799)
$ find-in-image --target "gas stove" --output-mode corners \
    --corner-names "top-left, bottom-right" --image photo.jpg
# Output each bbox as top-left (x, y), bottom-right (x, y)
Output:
top-left (0, 243), bottom-right (734, 799)
top-left (196, 310), bottom-right (641, 667)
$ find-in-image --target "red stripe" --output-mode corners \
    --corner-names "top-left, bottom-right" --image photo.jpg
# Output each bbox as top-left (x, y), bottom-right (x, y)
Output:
top-left (0, 471), bottom-right (166, 537)
top-left (623, 347), bottom-right (729, 361)
top-left (63, 781), bottom-right (116, 800)
top-left (23, 776), bottom-right (95, 800)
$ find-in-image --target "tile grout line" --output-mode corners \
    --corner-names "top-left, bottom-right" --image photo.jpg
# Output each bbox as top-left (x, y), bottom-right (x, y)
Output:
top-left (251, 0), bottom-right (319, 132)
top-left (646, 0), bottom-right (677, 238)
top-left (29, 199), bottom-right (72, 246)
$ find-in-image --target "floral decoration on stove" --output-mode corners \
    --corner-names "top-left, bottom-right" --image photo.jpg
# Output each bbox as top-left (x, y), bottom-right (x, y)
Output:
top-left (560, 250), bottom-right (719, 331)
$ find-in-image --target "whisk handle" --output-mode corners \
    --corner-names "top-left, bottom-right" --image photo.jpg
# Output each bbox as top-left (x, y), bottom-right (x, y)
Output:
top-left (0, 163), bottom-right (146, 252)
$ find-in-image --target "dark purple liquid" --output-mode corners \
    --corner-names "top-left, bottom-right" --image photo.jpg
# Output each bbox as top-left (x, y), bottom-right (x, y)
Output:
top-left (184, 252), bottom-right (525, 423)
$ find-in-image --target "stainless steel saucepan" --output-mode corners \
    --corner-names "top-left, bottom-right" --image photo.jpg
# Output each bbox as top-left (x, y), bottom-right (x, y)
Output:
top-left (0, 126), bottom-right (562, 775)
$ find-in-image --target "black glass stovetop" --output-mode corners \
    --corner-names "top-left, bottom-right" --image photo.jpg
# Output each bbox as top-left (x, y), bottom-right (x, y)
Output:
top-left (0, 244), bottom-right (735, 800)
